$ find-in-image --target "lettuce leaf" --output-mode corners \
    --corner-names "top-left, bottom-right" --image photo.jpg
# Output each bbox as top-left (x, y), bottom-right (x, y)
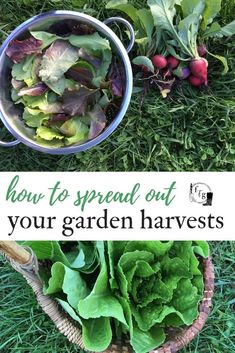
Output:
top-left (82, 317), bottom-right (112, 351)
top-left (108, 59), bottom-right (125, 97)
top-left (30, 31), bottom-right (58, 49)
top-left (23, 107), bottom-right (49, 128)
top-left (62, 87), bottom-right (98, 116)
top-left (78, 242), bottom-right (127, 325)
top-left (21, 93), bottom-right (63, 114)
top-left (60, 118), bottom-right (89, 146)
top-left (11, 88), bottom-right (20, 102)
top-left (66, 60), bottom-right (95, 88)
top-left (31, 31), bottom-right (112, 87)
top-left (68, 33), bottom-right (112, 87)
top-left (22, 241), bottom-right (70, 265)
top-left (18, 82), bottom-right (48, 97)
top-left (11, 79), bottom-right (25, 90)
top-left (132, 323), bottom-right (165, 353)
top-left (78, 48), bottom-right (102, 69)
top-left (36, 137), bottom-right (65, 147)
top-left (31, 31), bottom-right (111, 53)
top-left (47, 114), bottom-right (70, 127)
top-left (71, 242), bottom-right (100, 273)
top-left (45, 262), bottom-right (90, 306)
top-left (39, 40), bottom-right (79, 95)
top-left (36, 126), bottom-right (64, 141)
top-left (56, 299), bottom-right (83, 324)
top-left (12, 55), bottom-right (35, 84)
top-left (6, 36), bottom-right (42, 63)
top-left (88, 104), bottom-right (107, 140)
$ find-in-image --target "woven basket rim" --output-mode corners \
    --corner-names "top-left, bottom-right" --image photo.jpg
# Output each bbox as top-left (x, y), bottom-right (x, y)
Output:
top-left (7, 252), bottom-right (214, 353)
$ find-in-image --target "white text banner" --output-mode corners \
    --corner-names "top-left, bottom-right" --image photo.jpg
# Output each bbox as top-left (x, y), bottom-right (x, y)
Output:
top-left (0, 172), bottom-right (234, 240)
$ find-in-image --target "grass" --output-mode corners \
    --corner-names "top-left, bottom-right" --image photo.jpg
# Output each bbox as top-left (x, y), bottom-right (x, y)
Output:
top-left (0, 242), bottom-right (235, 352)
top-left (0, 0), bottom-right (234, 171)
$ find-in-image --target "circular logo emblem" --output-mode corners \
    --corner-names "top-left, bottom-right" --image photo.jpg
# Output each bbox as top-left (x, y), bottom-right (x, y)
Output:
top-left (190, 183), bottom-right (211, 204)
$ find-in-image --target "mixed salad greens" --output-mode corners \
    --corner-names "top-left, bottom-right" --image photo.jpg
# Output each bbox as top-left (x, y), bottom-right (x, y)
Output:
top-left (23, 240), bottom-right (209, 353)
top-left (7, 23), bottom-right (124, 147)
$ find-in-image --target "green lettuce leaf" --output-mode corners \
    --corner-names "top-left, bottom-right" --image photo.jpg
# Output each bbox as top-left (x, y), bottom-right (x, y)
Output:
top-left (22, 241), bottom-right (69, 265)
top-left (12, 55), bottom-right (35, 85)
top-left (11, 88), bottom-right (20, 102)
top-left (169, 278), bottom-right (201, 324)
top-left (23, 107), bottom-right (49, 128)
top-left (124, 241), bottom-right (173, 257)
top-left (68, 32), bottom-right (111, 52)
top-left (132, 323), bottom-right (165, 353)
top-left (68, 33), bottom-right (112, 87)
top-left (60, 118), bottom-right (89, 146)
top-left (39, 40), bottom-right (79, 95)
top-left (36, 137), bottom-right (65, 147)
top-left (193, 240), bottom-right (210, 258)
top-left (22, 93), bottom-right (63, 114)
top-left (78, 242), bottom-right (127, 325)
top-left (36, 126), bottom-right (64, 141)
top-left (57, 299), bottom-right (83, 325)
top-left (45, 262), bottom-right (89, 308)
top-left (82, 317), bottom-right (112, 351)
top-left (72, 242), bottom-right (100, 274)
top-left (30, 31), bottom-right (59, 49)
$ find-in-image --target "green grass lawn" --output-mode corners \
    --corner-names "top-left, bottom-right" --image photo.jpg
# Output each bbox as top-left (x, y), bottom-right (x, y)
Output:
top-left (0, 241), bottom-right (235, 353)
top-left (0, 0), bottom-right (234, 171)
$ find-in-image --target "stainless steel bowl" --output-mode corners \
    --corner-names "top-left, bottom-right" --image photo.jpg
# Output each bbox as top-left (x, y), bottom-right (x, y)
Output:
top-left (0, 11), bottom-right (134, 154)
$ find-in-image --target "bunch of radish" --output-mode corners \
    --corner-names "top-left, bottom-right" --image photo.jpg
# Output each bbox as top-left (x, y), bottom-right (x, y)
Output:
top-left (149, 46), bottom-right (208, 87)
top-left (106, 0), bottom-right (234, 97)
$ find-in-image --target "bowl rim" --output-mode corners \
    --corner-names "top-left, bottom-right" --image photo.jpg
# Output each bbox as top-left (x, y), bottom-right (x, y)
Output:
top-left (0, 10), bottom-right (133, 155)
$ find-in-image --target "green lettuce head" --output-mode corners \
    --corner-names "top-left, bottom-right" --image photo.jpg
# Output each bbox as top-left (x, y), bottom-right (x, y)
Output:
top-left (107, 241), bottom-right (209, 353)
top-left (23, 240), bottom-right (209, 353)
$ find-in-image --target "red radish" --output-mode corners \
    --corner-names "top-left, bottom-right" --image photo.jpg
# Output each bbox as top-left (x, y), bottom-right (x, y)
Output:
top-left (188, 75), bottom-right (203, 87)
top-left (152, 55), bottom-right (167, 69)
top-left (197, 44), bottom-right (207, 57)
top-left (167, 56), bottom-right (180, 69)
top-left (190, 58), bottom-right (208, 86)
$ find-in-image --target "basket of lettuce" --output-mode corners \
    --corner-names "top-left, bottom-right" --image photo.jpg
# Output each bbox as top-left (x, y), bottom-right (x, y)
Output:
top-left (0, 241), bottom-right (214, 353)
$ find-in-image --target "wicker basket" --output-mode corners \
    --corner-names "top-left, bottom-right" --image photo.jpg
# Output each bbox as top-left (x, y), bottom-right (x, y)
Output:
top-left (0, 241), bottom-right (215, 353)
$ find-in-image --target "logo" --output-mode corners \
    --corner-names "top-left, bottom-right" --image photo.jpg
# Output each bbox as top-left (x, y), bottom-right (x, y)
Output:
top-left (189, 183), bottom-right (213, 206)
